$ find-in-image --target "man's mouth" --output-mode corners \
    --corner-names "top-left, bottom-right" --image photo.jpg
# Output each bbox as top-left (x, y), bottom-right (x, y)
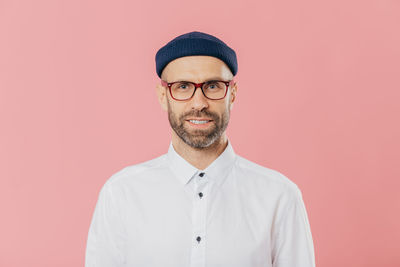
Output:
top-left (186, 119), bottom-right (213, 124)
top-left (185, 118), bottom-right (213, 127)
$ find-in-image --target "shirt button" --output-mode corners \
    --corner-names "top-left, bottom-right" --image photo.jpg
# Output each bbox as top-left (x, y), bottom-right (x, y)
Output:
top-left (198, 192), bottom-right (203, 198)
top-left (196, 236), bottom-right (201, 243)
top-left (199, 172), bottom-right (205, 177)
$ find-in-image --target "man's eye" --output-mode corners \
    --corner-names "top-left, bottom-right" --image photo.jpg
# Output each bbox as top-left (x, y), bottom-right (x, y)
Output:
top-left (205, 82), bottom-right (222, 89)
top-left (175, 82), bottom-right (192, 89)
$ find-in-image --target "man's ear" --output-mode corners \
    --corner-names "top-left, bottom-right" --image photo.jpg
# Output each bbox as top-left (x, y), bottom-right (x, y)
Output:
top-left (229, 81), bottom-right (238, 110)
top-left (156, 83), bottom-right (168, 111)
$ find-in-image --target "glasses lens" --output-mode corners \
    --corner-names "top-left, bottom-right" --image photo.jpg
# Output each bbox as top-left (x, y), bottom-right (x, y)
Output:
top-left (171, 82), bottom-right (196, 100)
top-left (203, 81), bottom-right (226, 99)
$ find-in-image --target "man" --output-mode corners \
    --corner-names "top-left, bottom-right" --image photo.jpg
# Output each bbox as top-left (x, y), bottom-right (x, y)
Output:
top-left (85, 31), bottom-right (316, 267)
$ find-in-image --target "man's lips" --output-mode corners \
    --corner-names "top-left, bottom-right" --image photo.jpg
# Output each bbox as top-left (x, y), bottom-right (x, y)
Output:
top-left (186, 119), bottom-right (214, 128)
top-left (184, 118), bottom-right (214, 129)
top-left (186, 118), bottom-right (213, 121)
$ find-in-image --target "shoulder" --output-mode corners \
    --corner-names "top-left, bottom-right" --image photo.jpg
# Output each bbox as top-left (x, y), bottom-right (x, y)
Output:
top-left (103, 154), bottom-right (168, 189)
top-left (234, 155), bottom-right (302, 197)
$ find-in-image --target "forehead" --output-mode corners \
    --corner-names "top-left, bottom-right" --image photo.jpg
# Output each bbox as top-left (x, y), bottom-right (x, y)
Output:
top-left (162, 55), bottom-right (233, 82)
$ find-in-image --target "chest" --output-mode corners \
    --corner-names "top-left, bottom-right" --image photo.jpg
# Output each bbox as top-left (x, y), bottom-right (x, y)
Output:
top-left (122, 180), bottom-right (274, 267)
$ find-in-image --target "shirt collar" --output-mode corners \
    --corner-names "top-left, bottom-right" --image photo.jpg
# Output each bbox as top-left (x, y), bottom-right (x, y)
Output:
top-left (166, 138), bottom-right (237, 187)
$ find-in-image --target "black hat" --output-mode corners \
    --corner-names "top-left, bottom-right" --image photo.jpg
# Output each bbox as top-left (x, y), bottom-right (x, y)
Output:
top-left (155, 31), bottom-right (238, 78)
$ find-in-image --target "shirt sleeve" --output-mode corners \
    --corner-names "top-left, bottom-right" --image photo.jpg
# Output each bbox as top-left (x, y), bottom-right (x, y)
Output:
top-left (85, 182), bottom-right (126, 267)
top-left (271, 186), bottom-right (316, 267)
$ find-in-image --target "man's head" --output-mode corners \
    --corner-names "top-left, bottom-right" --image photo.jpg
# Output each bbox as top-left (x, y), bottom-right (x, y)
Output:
top-left (155, 32), bottom-right (238, 149)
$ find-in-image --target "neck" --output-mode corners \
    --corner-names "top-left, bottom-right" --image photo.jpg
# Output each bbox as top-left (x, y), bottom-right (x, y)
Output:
top-left (171, 132), bottom-right (228, 170)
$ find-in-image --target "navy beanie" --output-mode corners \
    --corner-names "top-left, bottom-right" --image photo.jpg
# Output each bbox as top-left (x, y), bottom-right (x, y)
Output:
top-left (155, 31), bottom-right (238, 78)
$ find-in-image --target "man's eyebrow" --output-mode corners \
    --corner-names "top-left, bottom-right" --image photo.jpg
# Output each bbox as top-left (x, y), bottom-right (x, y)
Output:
top-left (176, 77), bottom-right (225, 82)
top-left (204, 77), bottom-right (225, 81)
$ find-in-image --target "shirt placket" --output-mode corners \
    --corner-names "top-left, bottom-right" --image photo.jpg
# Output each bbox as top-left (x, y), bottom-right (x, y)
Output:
top-left (190, 171), bottom-right (209, 267)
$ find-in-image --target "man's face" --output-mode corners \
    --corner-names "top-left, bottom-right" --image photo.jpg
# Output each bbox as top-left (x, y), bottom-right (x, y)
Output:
top-left (156, 56), bottom-right (237, 149)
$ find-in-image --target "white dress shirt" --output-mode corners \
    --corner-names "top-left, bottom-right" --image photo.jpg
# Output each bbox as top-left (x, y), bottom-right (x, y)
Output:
top-left (85, 139), bottom-right (315, 267)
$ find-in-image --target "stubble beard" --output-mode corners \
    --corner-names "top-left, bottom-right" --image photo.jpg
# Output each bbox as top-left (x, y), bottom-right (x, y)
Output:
top-left (167, 101), bottom-right (230, 149)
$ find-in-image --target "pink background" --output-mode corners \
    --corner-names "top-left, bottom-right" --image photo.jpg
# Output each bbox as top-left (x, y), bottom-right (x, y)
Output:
top-left (1, 0), bottom-right (399, 266)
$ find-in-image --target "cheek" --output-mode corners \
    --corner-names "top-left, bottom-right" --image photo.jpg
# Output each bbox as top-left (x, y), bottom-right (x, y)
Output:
top-left (219, 102), bottom-right (230, 113)
top-left (169, 105), bottom-right (185, 120)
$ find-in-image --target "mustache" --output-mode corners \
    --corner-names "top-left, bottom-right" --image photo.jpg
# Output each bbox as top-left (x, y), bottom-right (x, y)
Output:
top-left (181, 111), bottom-right (216, 120)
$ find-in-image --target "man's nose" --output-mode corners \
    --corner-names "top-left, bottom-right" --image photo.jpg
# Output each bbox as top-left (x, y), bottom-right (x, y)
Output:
top-left (190, 86), bottom-right (209, 109)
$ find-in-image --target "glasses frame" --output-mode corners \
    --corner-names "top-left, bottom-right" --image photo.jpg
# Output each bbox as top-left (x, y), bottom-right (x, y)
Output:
top-left (161, 79), bottom-right (234, 101)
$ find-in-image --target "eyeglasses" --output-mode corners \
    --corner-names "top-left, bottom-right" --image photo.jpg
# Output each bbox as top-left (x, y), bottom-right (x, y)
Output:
top-left (161, 79), bottom-right (234, 101)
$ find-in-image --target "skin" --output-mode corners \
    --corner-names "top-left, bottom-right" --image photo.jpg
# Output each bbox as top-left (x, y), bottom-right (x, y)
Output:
top-left (155, 55), bottom-right (238, 170)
